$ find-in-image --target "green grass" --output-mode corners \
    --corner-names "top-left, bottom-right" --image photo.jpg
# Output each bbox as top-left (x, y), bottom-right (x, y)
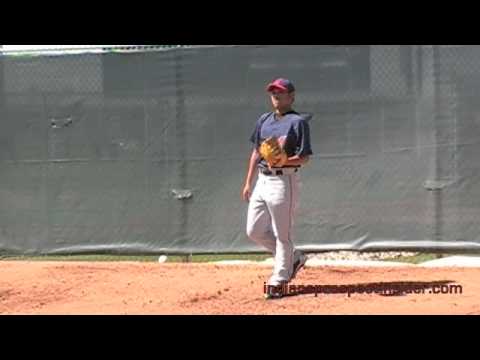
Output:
top-left (168, 254), bottom-right (271, 263)
top-left (0, 253), bottom-right (271, 263)
top-left (1, 252), bottom-right (478, 264)
top-left (0, 254), bottom-right (160, 262)
top-left (382, 253), bottom-right (443, 264)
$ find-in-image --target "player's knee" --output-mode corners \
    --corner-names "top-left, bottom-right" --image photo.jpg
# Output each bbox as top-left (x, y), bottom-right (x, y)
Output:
top-left (246, 225), bottom-right (257, 240)
top-left (246, 225), bottom-right (264, 242)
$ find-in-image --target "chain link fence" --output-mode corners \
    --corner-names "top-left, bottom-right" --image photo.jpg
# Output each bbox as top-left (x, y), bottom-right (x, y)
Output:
top-left (1, 45), bottom-right (480, 254)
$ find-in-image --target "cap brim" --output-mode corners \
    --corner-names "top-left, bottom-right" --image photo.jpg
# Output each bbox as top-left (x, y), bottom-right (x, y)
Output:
top-left (266, 84), bottom-right (289, 92)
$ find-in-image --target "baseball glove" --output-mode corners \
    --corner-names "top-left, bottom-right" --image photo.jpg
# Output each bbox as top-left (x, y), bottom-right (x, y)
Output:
top-left (259, 137), bottom-right (288, 169)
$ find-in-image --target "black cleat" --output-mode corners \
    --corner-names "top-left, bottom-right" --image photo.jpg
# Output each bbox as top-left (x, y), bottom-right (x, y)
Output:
top-left (290, 252), bottom-right (307, 281)
top-left (264, 282), bottom-right (288, 300)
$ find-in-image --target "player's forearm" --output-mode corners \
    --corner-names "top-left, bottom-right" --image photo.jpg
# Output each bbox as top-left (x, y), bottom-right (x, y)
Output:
top-left (245, 149), bottom-right (260, 185)
top-left (285, 155), bottom-right (310, 167)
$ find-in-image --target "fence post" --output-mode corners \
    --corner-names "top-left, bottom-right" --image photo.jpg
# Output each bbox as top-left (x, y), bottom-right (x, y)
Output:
top-left (432, 45), bottom-right (444, 243)
top-left (174, 48), bottom-right (190, 247)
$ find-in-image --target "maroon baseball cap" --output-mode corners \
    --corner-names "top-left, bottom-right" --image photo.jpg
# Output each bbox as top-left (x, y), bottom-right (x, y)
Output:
top-left (266, 78), bottom-right (296, 93)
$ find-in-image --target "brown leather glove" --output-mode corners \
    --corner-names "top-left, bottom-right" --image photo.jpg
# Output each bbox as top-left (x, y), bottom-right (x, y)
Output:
top-left (259, 137), bottom-right (288, 169)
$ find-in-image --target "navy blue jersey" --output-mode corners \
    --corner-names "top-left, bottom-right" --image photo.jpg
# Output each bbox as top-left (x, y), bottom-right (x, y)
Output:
top-left (250, 111), bottom-right (313, 170)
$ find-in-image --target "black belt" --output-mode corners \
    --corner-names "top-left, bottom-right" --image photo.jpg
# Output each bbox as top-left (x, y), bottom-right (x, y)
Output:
top-left (260, 168), bottom-right (299, 176)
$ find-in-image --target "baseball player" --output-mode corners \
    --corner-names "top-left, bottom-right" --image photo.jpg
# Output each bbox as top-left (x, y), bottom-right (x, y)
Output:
top-left (242, 78), bottom-right (313, 299)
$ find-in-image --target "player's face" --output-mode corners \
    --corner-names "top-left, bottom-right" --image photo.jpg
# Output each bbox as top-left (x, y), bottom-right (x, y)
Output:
top-left (270, 90), bottom-right (294, 110)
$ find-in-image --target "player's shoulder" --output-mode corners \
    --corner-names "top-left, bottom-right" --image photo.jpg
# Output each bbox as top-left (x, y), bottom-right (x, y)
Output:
top-left (256, 111), bottom-right (274, 125)
top-left (258, 111), bottom-right (273, 121)
top-left (289, 112), bottom-right (313, 124)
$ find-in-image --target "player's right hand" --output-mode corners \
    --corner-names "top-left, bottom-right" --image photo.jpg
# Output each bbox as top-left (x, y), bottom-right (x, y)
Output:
top-left (242, 184), bottom-right (252, 202)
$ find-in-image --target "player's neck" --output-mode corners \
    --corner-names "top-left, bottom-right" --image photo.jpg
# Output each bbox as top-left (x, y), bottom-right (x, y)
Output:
top-left (275, 107), bottom-right (293, 118)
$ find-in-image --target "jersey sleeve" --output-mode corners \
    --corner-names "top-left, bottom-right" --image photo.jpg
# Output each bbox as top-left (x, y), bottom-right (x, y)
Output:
top-left (295, 118), bottom-right (313, 157)
top-left (249, 113), bottom-right (269, 150)
top-left (249, 121), bottom-right (259, 148)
